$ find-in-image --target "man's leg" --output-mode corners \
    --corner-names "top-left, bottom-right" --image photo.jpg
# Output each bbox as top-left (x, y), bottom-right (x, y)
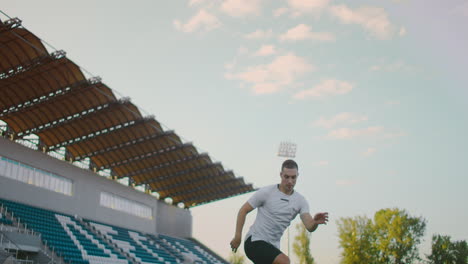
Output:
top-left (272, 253), bottom-right (290, 264)
top-left (244, 236), bottom-right (283, 264)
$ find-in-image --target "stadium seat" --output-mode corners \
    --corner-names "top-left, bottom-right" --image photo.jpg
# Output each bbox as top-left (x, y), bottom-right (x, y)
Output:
top-left (158, 235), bottom-right (225, 264)
top-left (0, 198), bottom-right (225, 264)
top-left (0, 199), bottom-right (128, 264)
top-left (87, 220), bottom-right (177, 264)
top-left (0, 212), bottom-right (13, 225)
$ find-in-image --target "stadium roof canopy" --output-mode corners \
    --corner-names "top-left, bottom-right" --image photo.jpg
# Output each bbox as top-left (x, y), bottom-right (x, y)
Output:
top-left (0, 17), bottom-right (255, 208)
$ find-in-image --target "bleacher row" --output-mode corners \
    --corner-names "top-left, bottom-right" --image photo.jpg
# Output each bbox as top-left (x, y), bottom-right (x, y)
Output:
top-left (0, 198), bottom-right (225, 264)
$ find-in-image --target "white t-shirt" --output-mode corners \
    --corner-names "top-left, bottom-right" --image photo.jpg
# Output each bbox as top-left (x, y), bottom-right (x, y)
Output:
top-left (245, 184), bottom-right (309, 249)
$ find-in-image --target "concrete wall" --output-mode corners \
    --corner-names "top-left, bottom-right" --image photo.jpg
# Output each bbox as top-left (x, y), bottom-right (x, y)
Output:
top-left (0, 137), bottom-right (192, 237)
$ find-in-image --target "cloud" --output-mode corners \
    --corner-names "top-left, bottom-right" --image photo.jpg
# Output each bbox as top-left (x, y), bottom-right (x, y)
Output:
top-left (189, 0), bottom-right (208, 6)
top-left (370, 61), bottom-right (417, 72)
top-left (327, 126), bottom-right (384, 139)
top-left (313, 160), bottom-right (329, 166)
top-left (293, 79), bottom-right (353, 100)
top-left (279, 24), bottom-right (335, 42)
top-left (253, 45), bottom-right (276, 57)
top-left (336, 179), bottom-right (359, 186)
top-left (383, 131), bottom-right (407, 139)
top-left (280, 0), bottom-right (331, 17)
top-left (329, 5), bottom-right (397, 39)
top-left (174, 9), bottom-right (221, 33)
top-left (226, 53), bottom-right (314, 94)
top-left (244, 29), bottom-right (274, 39)
top-left (362, 147), bottom-right (376, 156)
top-left (273, 7), bottom-right (289, 17)
top-left (221, 0), bottom-right (263, 17)
top-left (224, 46), bottom-right (249, 71)
top-left (399, 26), bottom-right (407, 36)
top-left (314, 112), bottom-right (368, 129)
top-left (288, 0), bottom-right (330, 10)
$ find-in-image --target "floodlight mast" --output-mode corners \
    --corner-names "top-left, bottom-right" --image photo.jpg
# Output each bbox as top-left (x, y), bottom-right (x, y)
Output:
top-left (277, 141), bottom-right (297, 257)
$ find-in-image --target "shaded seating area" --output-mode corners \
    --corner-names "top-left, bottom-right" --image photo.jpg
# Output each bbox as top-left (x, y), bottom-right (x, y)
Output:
top-left (0, 198), bottom-right (227, 264)
top-left (0, 199), bottom-right (128, 264)
top-left (87, 220), bottom-right (177, 264)
top-left (159, 235), bottom-right (225, 264)
top-left (0, 212), bottom-right (13, 226)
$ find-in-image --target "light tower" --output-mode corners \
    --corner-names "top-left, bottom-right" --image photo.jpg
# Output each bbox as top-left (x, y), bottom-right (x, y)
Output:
top-left (277, 141), bottom-right (297, 256)
top-left (277, 141), bottom-right (297, 158)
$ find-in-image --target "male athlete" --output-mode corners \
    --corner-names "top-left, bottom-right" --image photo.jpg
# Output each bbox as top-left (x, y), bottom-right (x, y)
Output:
top-left (230, 159), bottom-right (328, 264)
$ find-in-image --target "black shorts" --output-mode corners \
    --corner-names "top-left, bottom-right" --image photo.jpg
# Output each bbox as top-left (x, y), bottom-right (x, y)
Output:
top-left (244, 236), bottom-right (282, 264)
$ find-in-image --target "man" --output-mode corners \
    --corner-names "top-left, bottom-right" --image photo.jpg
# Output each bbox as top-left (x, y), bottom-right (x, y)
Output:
top-left (230, 159), bottom-right (328, 264)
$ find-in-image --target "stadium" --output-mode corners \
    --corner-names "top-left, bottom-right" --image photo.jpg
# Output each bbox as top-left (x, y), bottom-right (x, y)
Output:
top-left (0, 14), bottom-right (255, 264)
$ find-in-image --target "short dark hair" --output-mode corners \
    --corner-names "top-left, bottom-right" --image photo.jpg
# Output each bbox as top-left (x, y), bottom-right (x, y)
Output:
top-left (281, 159), bottom-right (298, 171)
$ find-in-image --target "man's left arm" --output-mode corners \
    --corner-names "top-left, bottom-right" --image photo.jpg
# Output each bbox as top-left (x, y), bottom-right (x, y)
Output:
top-left (300, 212), bottom-right (329, 232)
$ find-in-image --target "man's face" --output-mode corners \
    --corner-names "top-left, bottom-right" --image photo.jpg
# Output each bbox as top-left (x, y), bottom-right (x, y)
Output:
top-left (280, 167), bottom-right (298, 193)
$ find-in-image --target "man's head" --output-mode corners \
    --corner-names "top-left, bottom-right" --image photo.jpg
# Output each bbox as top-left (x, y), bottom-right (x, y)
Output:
top-left (280, 159), bottom-right (298, 194)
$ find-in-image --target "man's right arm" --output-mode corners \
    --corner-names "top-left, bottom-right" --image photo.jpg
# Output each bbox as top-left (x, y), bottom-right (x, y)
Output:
top-left (230, 202), bottom-right (254, 252)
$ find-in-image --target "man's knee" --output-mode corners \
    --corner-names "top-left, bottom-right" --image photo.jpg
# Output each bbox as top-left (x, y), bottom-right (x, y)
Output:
top-left (273, 253), bottom-right (290, 264)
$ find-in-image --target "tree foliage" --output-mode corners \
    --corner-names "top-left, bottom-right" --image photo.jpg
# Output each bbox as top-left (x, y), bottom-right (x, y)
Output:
top-left (337, 208), bottom-right (426, 264)
top-left (228, 251), bottom-right (246, 264)
top-left (293, 223), bottom-right (315, 264)
top-left (337, 216), bottom-right (377, 264)
top-left (373, 208), bottom-right (426, 264)
top-left (427, 234), bottom-right (468, 264)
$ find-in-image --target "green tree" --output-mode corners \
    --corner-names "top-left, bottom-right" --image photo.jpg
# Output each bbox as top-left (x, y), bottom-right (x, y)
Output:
top-left (373, 208), bottom-right (426, 264)
top-left (427, 234), bottom-right (468, 264)
top-left (337, 208), bottom-right (426, 264)
top-left (228, 251), bottom-right (245, 264)
top-left (293, 223), bottom-right (315, 264)
top-left (337, 215), bottom-right (378, 264)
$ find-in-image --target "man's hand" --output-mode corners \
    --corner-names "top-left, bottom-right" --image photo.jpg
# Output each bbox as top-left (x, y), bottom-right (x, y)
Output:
top-left (230, 236), bottom-right (241, 253)
top-left (313, 212), bottom-right (329, 225)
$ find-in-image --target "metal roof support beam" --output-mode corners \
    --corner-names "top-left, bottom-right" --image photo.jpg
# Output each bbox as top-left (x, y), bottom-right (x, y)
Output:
top-left (167, 176), bottom-right (240, 197)
top-left (129, 177), bottom-right (136, 187)
top-left (74, 130), bottom-right (175, 162)
top-left (152, 171), bottom-right (234, 192)
top-left (181, 185), bottom-right (253, 205)
top-left (121, 153), bottom-right (209, 178)
top-left (17, 99), bottom-right (128, 138)
top-left (139, 162), bottom-right (220, 185)
top-left (48, 117), bottom-right (150, 152)
top-left (101, 143), bottom-right (195, 170)
top-left (1, 79), bottom-right (92, 118)
top-left (3, 18), bottom-right (22, 29)
top-left (0, 53), bottom-right (58, 81)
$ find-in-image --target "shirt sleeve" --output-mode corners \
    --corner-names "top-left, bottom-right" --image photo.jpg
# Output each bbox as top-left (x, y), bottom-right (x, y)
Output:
top-left (299, 196), bottom-right (310, 215)
top-left (247, 186), bottom-right (270, 208)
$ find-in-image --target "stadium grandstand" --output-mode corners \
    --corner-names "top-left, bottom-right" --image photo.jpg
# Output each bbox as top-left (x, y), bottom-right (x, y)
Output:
top-left (0, 13), bottom-right (255, 264)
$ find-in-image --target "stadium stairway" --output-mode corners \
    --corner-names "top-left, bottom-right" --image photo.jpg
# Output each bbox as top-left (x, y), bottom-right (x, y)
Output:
top-left (187, 238), bottom-right (229, 264)
top-left (55, 215), bottom-right (129, 264)
top-left (157, 235), bottom-right (225, 264)
top-left (77, 219), bottom-right (136, 264)
top-left (147, 234), bottom-right (184, 261)
top-left (86, 220), bottom-right (178, 264)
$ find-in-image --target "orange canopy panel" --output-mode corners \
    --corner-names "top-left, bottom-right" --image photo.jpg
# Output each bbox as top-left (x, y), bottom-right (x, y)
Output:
top-left (0, 18), bottom-right (255, 207)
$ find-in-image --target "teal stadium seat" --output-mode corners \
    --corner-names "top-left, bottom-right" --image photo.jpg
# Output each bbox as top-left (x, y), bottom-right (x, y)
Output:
top-left (159, 235), bottom-right (225, 264)
top-left (0, 198), bottom-right (225, 264)
top-left (0, 199), bottom-right (128, 264)
top-left (0, 212), bottom-right (13, 225)
top-left (86, 220), bottom-right (177, 264)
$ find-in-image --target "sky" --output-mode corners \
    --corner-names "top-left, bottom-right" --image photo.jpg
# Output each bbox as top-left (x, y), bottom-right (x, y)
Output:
top-left (2, 1), bottom-right (468, 263)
